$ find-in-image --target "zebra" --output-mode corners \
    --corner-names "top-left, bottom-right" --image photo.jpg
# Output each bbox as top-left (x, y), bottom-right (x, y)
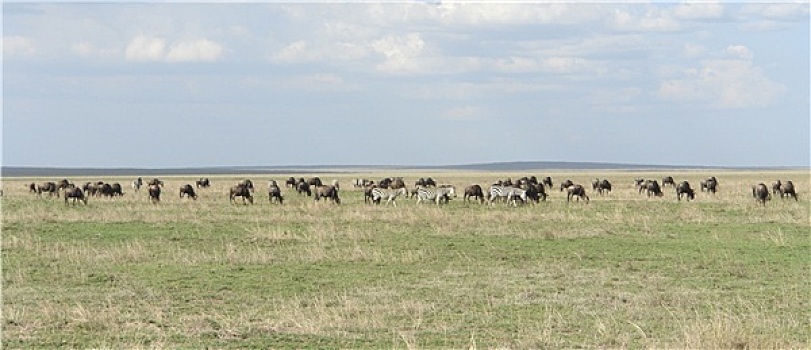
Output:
top-left (488, 186), bottom-right (527, 206)
top-left (415, 186), bottom-right (456, 205)
top-left (370, 187), bottom-right (408, 207)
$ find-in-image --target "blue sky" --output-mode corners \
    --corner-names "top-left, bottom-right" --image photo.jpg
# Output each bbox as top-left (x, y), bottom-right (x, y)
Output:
top-left (3, 2), bottom-right (809, 168)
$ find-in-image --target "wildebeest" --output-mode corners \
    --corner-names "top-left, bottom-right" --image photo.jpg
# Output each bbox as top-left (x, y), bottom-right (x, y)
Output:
top-left (64, 187), bottom-right (87, 205)
top-left (464, 184), bottom-right (485, 204)
top-left (56, 179), bottom-right (72, 193)
top-left (542, 176), bottom-right (553, 189)
top-left (643, 180), bottom-right (663, 197)
top-left (196, 178), bottom-right (211, 188)
top-left (268, 182), bottom-right (284, 204)
top-left (364, 184), bottom-right (378, 204)
top-left (147, 178), bottom-right (164, 187)
top-left (179, 184), bottom-right (197, 200)
top-left (132, 177), bottom-right (143, 192)
top-left (559, 179), bottom-right (574, 192)
top-left (285, 177), bottom-right (297, 188)
top-left (98, 183), bottom-right (114, 197)
top-left (532, 183), bottom-right (548, 202)
top-left (566, 184), bottom-right (590, 203)
top-left (148, 184), bottom-right (161, 203)
top-left (296, 180), bottom-right (311, 196)
top-left (229, 183), bottom-right (254, 204)
top-left (592, 178), bottom-right (612, 195)
top-left (109, 183), bottom-right (124, 197)
top-left (354, 178), bottom-right (373, 188)
top-left (752, 183), bottom-right (770, 206)
top-left (307, 177), bottom-right (323, 187)
top-left (390, 178), bottom-right (406, 190)
top-left (779, 180), bottom-right (798, 201)
top-left (700, 176), bottom-right (718, 194)
top-left (28, 182), bottom-right (37, 193)
top-left (37, 182), bottom-right (58, 197)
top-left (313, 185), bottom-right (341, 204)
top-left (415, 177), bottom-right (437, 187)
top-left (662, 176), bottom-right (676, 187)
top-left (240, 179), bottom-right (255, 192)
top-left (676, 181), bottom-right (695, 201)
top-left (771, 180), bottom-right (782, 195)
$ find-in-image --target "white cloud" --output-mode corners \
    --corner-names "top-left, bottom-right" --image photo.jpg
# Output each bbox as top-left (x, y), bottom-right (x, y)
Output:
top-left (371, 33), bottom-right (425, 74)
top-left (674, 2), bottom-right (724, 19)
top-left (166, 39), bottom-right (224, 62)
top-left (441, 106), bottom-right (482, 121)
top-left (611, 8), bottom-right (680, 32)
top-left (725, 45), bottom-right (753, 60)
top-left (3, 36), bottom-right (36, 56)
top-left (658, 59), bottom-right (784, 109)
top-left (125, 35), bottom-right (166, 62)
top-left (740, 3), bottom-right (809, 20)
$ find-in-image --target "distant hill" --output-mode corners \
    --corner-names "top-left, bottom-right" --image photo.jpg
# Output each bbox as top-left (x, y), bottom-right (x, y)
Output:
top-left (0, 161), bottom-right (788, 177)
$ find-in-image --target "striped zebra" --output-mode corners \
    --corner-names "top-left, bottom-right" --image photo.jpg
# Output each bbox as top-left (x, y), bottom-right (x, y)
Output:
top-left (415, 186), bottom-right (456, 205)
top-left (370, 187), bottom-right (408, 207)
top-left (488, 186), bottom-right (528, 206)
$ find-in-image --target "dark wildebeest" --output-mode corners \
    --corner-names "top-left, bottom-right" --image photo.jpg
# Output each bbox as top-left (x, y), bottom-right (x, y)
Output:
top-left (592, 179), bottom-right (612, 195)
top-left (240, 179), bottom-right (255, 192)
top-left (148, 184), bottom-right (161, 203)
top-left (268, 181), bottom-right (284, 204)
top-left (390, 178), bottom-right (406, 190)
top-left (752, 183), bottom-right (770, 206)
top-left (542, 176), bottom-right (553, 189)
top-left (779, 180), bottom-right (798, 201)
top-left (109, 183), bottom-right (124, 197)
top-left (534, 183), bottom-right (548, 202)
top-left (147, 178), bottom-right (164, 187)
top-left (296, 181), bottom-right (311, 196)
top-left (415, 177), bottom-right (436, 187)
top-left (566, 184), bottom-right (589, 203)
top-left (502, 178), bottom-right (513, 187)
top-left (179, 184), bottom-right (197, 200)
top-left (229, 184), bottom-right (253, 204)
top-left (560, 179), bottom-right (574, 192)
top-left (313, 185), bottom-right (341, 204)
top-left (196, 178), bottom-right (211, 188)
top-left (98, 183), bottom-right (114, 197)
top-left (64, 187), bottom-right (87, 205)
top-left (676, 181), bottom-right (695, 201)
top-left (28, 182), bottom-right (37, 193)
top-left (37, 182), bottom-right (58, 197)
top-left (662, 176), bottom-right (676, 187)
top-left (700, 176), bottom-right (718, 194)
top-left (634, 178), bottom-right (646, 191)
top-left (56, 179), bottom-right (72, 194)
top-left (644, 180), bottom-right (664, 197)
top-left (771, 180), bottom-right (782, 195)
top-left (463, 184), bottom-right (485, 204)
top-left (307, 177), bottom-right (323, 187)
top-left (285, 177), bottom-right (297, 188)
top-left (132, 177), bottom-right (143, 192)
top-left (378, 177), bottom-right (392, 189)
top-left (364, 184), bottom-right (378, 204)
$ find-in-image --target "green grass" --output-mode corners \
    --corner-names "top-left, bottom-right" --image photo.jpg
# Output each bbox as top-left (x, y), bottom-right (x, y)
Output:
top-left (2, 170), bottom-right (809, 348)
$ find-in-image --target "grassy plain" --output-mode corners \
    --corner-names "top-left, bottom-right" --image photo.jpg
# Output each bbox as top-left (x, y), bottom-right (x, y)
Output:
top-left (2, 170), bottom-right (809, 349)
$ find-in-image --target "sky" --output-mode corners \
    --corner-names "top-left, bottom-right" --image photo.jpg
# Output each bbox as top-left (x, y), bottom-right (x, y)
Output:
top-left (2, 1), bottom-right (809, 168)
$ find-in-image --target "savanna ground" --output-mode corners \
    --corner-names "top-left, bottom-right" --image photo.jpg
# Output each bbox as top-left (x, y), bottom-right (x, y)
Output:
top-left (1, 170), bottom-right (809, 349)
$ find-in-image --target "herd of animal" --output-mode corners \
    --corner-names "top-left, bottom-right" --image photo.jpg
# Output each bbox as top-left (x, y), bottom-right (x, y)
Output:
top-left (27, 174), bottom-right (799, 207)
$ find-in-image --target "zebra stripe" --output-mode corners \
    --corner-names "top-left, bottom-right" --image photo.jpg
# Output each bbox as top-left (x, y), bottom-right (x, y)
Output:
top-left (488, 186), bottom-right (527, 206)
top-left (415, 186), bottom-right (456, 205)
top-left (371, 187), bottom-right (408, 207)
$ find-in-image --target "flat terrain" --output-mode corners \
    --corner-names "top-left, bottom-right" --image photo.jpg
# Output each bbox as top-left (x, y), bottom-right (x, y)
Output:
top-left (2, 170), bottom-right (809, 348)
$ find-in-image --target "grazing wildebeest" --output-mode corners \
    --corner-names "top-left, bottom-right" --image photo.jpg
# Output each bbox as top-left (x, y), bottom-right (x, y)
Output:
top-left (285, 177), bottom-right (297, 188)
top-left (37, 182), bottom-right (58, 197)
top-left (752, 183), bottom-right (770, 206)
top-left (560, 179), bottom-right (574, 192)
top-left (98, 183), bottom-right (114, 197)
top-left (464, 184), bottom-right (485, 204)
top-left (179, 184), bottom-right (197, 200)
top-left (700, 176), bottom-right (718, 194)
top-left (676, 181), bottom-right (695, 201)
top-left (779, 180), bottom-right (798, 201)
top-left (196, 178), bottom-right (211, 188)
top-left (64, 187), bottom-right (87, 205)
top-left (634, 178), bottom-right (646, 191)
top-left (644, 180), bottom-right (663, 197)
top-left (313, 185), bottom-right (341, 204)
top-left (148, 184), bottom-right (161, 203)
top-left (229, 184), bottom-right (253, 204)
top-left (662, 176), bottom-right (676, 187)
top-left (132, 177), bottom-right (143, 192)
top-left (566, 184), bottom-right (590, 203)
top-left (268, 182), bottom-right (284, 204)
top-left (592, 178), bottom-right (612, 195)
top-left (542, 176), bottom-right (553, 189)
top-left (771, 180), bottom-right (782, 195)
top-left (296, 181), bottom-right (311, 196)
top-left (147, 178), bottom-right (164, 187)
